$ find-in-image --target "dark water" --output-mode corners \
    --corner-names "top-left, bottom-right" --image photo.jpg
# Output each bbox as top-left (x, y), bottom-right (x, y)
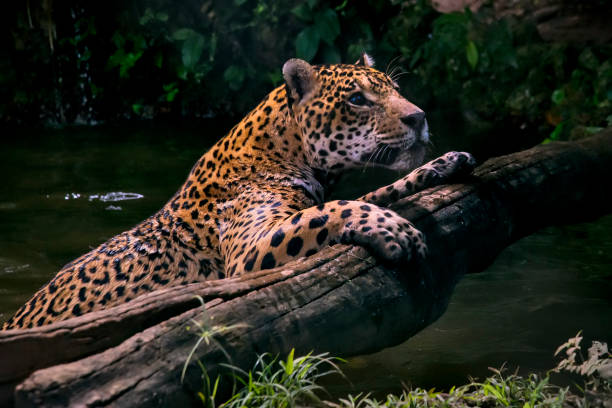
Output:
top-left (330, 215), bottom-right (612, 396)
top-left (0, 123), bottom-right (610, 396)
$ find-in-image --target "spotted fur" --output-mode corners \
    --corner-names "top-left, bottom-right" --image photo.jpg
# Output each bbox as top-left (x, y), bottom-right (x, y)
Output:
top-left (2, 55), bottom-right (475, 330)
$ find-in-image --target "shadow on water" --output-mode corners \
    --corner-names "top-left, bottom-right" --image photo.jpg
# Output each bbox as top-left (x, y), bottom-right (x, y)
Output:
top-left (0, 121), bottom-right (610, 396)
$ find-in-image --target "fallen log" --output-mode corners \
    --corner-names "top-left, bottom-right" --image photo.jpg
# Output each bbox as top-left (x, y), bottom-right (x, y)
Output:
top-left (2, 129), bottom-right (612, 407)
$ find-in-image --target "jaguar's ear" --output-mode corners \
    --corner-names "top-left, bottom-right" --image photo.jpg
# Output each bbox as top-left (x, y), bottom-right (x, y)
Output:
top-left (283, 58), bottom-right (318, 108)
top-left (355, 52), bottom-right (375, 68)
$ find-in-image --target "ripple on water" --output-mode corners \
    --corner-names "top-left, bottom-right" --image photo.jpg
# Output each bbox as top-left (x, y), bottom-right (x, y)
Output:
top-left (0, 258), bottom-right (30, 276)
top-left (56, 192), bottom-right (145, 202)
top-left (94, 192), bottom-right (144, 202)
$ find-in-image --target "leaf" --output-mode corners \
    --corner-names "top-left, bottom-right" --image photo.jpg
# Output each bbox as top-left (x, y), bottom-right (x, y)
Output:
top-left (291, 3), bottom-right (313, 21)
top-left (314, 8), bottom-right (340, 45)
top-left (165, 88), bottom-right (179, 102)
top-left (234, 0), bottom-right (248, 5)
top-left (295, 26), bottom-right (320, 61)
top-left (163, 82), bottom-right (179, 102)
top-left (550, 122), bottom-right (564, 140)
top-left (286, 348), bottom-right (295, 375)
top-left (154, 52), bottom-right (163, 69)
top-left (139, 8), bottom-right (154, 25)
top-left (223, 65), bottom-right (245, 91)
top-left (551, 89), bottom-right (565, 105)
top-left (155, 12), bottom-right (168, 22)
top-left (181, 33), bottom-right (205, 70)
top-left (172, 28), bottom-right (197, 41)
top-left (176, 65), bottom-right (187, 80)
top-left (162, 82), bottom-right (177, 92)
top-left (466, 40), bottom-right (478, 69)
top-left (335, 0), bottom-right (348, 11)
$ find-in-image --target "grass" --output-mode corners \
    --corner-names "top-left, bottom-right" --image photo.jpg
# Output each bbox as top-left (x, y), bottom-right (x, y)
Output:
top-left (221, 349), bottom-right (345, 408)
top-left (185, 312), bottom-right (611, 408)
top-left (326, 368), bottom-right (568, 408)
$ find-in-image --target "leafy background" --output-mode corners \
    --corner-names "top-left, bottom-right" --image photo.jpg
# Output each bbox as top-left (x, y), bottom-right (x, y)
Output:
top-left (1, 0), bottom-right (611, 143)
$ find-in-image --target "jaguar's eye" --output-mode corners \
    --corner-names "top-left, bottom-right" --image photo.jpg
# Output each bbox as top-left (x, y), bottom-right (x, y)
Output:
top-left (348, 92), bottom-right (367, 106)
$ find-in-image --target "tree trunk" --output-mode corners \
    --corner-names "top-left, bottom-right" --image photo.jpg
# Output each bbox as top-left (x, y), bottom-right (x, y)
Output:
top-left (2, 129), bottom-right (611, 407)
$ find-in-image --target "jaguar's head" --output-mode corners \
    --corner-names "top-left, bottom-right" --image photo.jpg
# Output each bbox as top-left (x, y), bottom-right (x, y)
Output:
top-left (283, 53), bottom-right (429, 173)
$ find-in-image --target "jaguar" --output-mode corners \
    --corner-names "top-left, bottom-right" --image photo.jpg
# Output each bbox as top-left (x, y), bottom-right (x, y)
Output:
top-left (2, 54), bottom-right (474, 329)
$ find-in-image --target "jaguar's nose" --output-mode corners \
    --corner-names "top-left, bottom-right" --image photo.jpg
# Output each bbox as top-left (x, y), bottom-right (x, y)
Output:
top-left (401, 112), bottom-right (426, 132)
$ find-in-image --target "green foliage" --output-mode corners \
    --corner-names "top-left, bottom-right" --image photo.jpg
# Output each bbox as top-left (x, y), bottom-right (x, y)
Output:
top-left (2, 0), bottom-right (611, 141)
top-left (328, 368), bottom-right (569, 408)
top-left (292, 1), bottom-right (341, 62)
top-left (185, 334), bottom-right (610, 408)
top-left (221, 350), bottom-right (345, 408)
top-left (328, 335), bottom-right (611, 408)
top-left (399, 4), bottom-right (612, 142)
top-left (183, 311), bottom-right (344, 408)
top-left (107, 31), bottom-right (147, 78)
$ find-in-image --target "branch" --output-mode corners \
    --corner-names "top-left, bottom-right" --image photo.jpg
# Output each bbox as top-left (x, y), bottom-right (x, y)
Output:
top-left (2, 129), bottom-right (611, 407)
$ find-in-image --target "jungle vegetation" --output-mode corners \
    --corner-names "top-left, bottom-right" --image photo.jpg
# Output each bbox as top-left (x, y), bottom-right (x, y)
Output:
top-left (2, 0), bottom-right (611, 144)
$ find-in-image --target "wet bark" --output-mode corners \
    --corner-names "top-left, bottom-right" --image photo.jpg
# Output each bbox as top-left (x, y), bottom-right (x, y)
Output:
top-left (2, 129), bottom-right (612, 407)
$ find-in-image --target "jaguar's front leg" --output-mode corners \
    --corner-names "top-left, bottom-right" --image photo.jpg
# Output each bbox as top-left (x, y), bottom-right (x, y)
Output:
top-left (360, 151), bottom-right (476, 206)
top-left (222, 200), bottom-right (427, 276)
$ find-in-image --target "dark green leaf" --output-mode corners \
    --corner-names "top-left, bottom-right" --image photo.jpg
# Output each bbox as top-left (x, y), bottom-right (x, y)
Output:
top-left (139, 8), bottom-right (154, 25)
top-left (172, 28), bottom-right (197, 41)
top-left (182, 33), bottom-right (205, 70)
top-left (223, 65), bottom-right (246, 91)
top-left (550, 122), bottom-right (564, 140)
top-left (314, 8), bottom-right (340, 45)
top-left (551, 89), bottom-right (565, 105)
top-left (155, 12), bottom-right (168, 22)
top-left (176, 66), bottom-right (187, 81)
top-left (335, 0), bottom-right (348, 11)
top-left (154, 52), bottom-right (163, 69)
top-left (291, 4), bottom-right (313, 22)
top-left (165, 88), bottom-right (179, 102)
top-left (162, 82), bottom-right (177, 92)
top-left (295, 26), bottom-right (320, 61)
top-left (132, 103), bottom-right (143, 114)
top-left (466, 40), bottom-right (478, 69)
